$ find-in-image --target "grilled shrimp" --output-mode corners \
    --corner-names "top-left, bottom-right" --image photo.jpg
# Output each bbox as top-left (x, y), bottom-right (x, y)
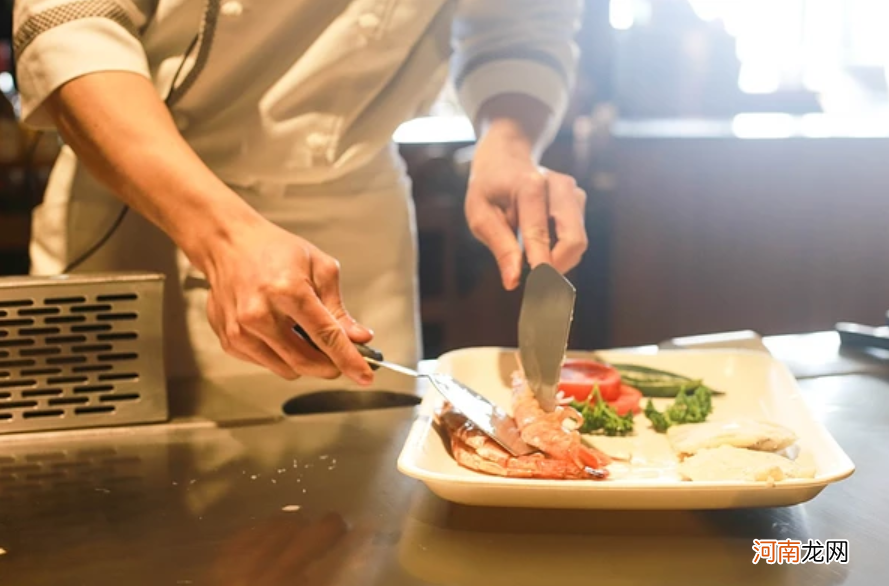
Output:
top-left (511, 373), bottom-right (612, 473)
top-left (436, 406), bottom-right (605, 480)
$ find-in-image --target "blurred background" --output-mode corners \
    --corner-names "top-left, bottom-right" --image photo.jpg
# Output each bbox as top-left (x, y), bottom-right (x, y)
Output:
top-left (2, 0), bottom-right (888, 357)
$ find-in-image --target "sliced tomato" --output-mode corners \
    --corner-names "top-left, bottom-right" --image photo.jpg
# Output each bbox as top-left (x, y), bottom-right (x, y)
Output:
top-left (607, 384), bottom-right (643, 416)
top-left (558, 359), bottom-right (622, 402)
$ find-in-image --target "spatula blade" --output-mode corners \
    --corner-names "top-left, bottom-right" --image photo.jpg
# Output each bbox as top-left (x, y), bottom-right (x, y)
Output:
top-left (518, 264), bottom-right (576, 412)
top-left (428, 374), bottom-right (535, 456)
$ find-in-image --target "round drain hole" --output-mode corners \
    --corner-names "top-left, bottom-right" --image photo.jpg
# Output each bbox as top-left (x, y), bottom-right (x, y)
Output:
top-left (283, 390), bottom-right (421, 416)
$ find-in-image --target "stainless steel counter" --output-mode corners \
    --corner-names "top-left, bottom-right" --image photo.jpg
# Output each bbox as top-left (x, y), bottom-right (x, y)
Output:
top-left (0, 333), bottom-right (886, 585)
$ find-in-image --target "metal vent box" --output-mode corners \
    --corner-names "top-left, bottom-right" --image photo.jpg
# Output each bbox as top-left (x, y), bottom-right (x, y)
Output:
top-left (0, 272), bottom-right (168, 434)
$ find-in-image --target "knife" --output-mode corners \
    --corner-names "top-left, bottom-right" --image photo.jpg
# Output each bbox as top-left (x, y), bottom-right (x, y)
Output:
top-left (291, 324), bottom-right (535, 456)
top-left (835, 321), bottom-right (889, 353)
top-left (517, 263), bottom-right (577, 413)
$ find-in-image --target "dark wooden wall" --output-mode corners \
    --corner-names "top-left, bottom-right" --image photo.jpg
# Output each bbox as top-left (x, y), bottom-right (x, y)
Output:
top-left (605, 134), bottom-right (889, 347)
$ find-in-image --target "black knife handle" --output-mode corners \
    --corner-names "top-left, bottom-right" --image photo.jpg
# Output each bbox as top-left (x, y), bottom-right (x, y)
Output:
top-left (291, 324), bottom-right (384, 370)
top-left (835, 322), bottom-right (889, 352)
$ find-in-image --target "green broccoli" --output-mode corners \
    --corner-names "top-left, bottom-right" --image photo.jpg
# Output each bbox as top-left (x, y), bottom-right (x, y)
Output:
top-left (644, 385), bottom-right (714, 432)
top-left (644, 400), bottom-right (671, 433)
top-left (570, 387), bottom-right (635, 437)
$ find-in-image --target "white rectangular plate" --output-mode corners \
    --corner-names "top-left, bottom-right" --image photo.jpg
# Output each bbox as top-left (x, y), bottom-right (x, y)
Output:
top-left (396, 347), bottom-right (855, 509)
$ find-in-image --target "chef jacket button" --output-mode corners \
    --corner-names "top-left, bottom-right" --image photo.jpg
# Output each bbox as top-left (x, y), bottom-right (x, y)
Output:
top-left (306, 132), bottom-right (327, 152)
top-left (221, 1), bottom-right (243, 17)
top-left (358, 13), bottom-right (381, 31)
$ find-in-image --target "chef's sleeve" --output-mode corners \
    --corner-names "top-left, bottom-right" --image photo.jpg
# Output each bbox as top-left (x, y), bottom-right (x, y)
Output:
top-left (12, 0), bottom-right (155, 128)
top-left (451, 0), bottom-right (583, 132)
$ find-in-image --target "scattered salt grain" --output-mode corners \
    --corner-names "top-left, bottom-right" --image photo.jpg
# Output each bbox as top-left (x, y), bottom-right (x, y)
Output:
top-left (281, 505), bottom-right (301, 512)
top-left (250, 475), bottom-right (258, 480)
top-left (271, 479), bottom-right (277, 484)
top-left (302, 489), bottom-right (307, 493)
top-left (0, 548), bottom-right (6, 556)
top-left (319, 454), bottom-right (329, 460)
top-left (189, 479), bottom-right (196, 485)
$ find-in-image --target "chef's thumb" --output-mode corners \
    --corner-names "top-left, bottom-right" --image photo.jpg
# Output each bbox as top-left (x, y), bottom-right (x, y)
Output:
top-left (341, 315), bottom-right (373, 344)
top-left (311, 256), bottom-right (373, 344)
top-left (322, 296), bottom-right (372, 344)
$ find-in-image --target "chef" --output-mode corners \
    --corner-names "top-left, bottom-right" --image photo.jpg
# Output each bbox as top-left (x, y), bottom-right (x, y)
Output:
top-left (12, 0), bottom-right (588, 389)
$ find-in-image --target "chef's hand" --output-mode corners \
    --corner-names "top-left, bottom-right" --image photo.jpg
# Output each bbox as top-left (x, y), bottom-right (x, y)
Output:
top-left (208, 511), bottom-right (349, 585)
top-left (200, 219), bottom-right (375, 384)
top-left (39, 72), bottom-right (373, 384)
top-left (464, 95), bottom-right (588, 291)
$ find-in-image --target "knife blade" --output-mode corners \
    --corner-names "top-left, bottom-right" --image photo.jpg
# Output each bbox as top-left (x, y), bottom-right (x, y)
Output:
top-left (517, 263), bottom-right (577, 413)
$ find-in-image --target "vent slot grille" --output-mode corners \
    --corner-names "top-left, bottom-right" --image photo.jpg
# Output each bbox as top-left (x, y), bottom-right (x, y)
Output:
top-left (0, 273), bottom-right (167, 434)
top-left (18, 307), bottom-right (60, 316)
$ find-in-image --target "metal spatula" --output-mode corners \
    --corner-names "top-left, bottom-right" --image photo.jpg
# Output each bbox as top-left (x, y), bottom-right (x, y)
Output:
top-left (291, 325), bottom-right (535, 457)
top-left (518, 263), bottom-right (577, 413)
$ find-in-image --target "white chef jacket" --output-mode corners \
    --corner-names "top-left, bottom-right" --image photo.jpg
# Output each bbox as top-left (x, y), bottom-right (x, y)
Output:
top-left (11, 0), bottom-right (583, 385)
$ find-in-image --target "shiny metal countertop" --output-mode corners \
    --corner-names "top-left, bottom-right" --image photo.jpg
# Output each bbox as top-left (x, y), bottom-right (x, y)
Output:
top-left (0, 332), bottom-right (886, 585)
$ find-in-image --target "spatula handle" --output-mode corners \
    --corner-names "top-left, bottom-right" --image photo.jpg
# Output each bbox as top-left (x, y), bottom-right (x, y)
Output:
top-left (291, 324), bottom-right (384, 370)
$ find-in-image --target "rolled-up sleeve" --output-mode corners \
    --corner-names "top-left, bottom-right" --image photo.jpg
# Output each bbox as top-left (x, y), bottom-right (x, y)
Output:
top-left (451, 0), bottom-right (584, 128)
top-left (13, 0), bottom-right (154, 128)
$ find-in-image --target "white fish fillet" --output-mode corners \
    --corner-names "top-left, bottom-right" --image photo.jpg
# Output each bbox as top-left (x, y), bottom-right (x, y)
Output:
top-left (667, 418), bottom-right (798, 456)
top-left (678, 445), bottom-right (816, 483)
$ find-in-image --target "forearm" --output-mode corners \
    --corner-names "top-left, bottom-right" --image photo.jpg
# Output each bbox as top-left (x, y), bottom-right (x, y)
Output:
top-left (45, 71), bottom-right (263, 271)
top-left (474, 93), bottom-right (557, 163)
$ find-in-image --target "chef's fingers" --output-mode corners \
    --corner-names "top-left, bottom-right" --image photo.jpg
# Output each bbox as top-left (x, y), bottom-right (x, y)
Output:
top-left (255, 513), bottom-right (348, 583)
top-left (225, 327), bottom-right (301, 380)
top-left (212, 515), bottom-right (314, 585)
top-left (311, 254), bottom-right (373, 344)
top-left (266, 316), bottom-right (342, 380)
top-left (235, 297), bottom-right (341, 380)
top-left (217, 512), bottom-right (310, 565)
top-left (300, 523), bottom-right (376, 586)
top-left (548, 177), bottom-right (588, 274)
top-left (466, 190), bottom-right (523, 290)
top-left (516, 171), bottom-right (554, 270)
top-left (275, 288), bottom-right (374, 385)
top-left (505, 203), bottom-right (518, 231)
top-left (208, 291), bottom-right (257, 364)
top-left (207, 294), bottom-right (299, 379)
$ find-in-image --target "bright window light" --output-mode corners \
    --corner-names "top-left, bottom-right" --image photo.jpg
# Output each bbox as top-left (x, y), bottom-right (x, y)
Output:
top-left (0, 72), bottom-right (14, 94)
top-left (731, 113), bottom-right (796, 139)
top-left (683, 0), bottom-right (889, 100)
top-left (610, 0), bottom-right (635, 31)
